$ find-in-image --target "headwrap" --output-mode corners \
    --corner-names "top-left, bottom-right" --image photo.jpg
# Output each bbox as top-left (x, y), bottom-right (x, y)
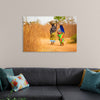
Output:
top-left (60, 25), bottom-right (65, 33)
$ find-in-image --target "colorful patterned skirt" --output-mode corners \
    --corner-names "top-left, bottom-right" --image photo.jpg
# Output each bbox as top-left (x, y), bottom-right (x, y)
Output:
top-left (58, 32), bottom-right (64, 45)
top-left (50, 32), bottom-right (56, 42)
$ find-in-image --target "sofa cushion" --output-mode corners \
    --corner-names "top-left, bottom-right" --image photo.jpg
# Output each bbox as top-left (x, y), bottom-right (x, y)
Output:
top-left (0, 68), bottom-right (9, 90)
top-left (13, 68), bottom-right (56, 86)
top-left (4, 68), bottom-right (14, 76)
top-left (0, 86), bottom-right (62, 100)
top-left (58, 86), bottom-right (100, 100)
top-left (7, 74), bottom-right (29, 92)
top-left (80, 68), bottom-right (100, 93)
top-left (0, 80), bottom-right (3, 91)
top-left (56, 68), bottom-right (83, 85)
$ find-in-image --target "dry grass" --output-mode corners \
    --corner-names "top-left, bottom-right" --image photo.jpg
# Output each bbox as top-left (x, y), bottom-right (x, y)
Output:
top-left (23, 23), bottom-right (77, 52)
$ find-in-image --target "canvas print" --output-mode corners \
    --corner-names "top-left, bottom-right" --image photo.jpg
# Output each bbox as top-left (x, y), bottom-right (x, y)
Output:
top-left (23, 16), bottom-right (77, 52)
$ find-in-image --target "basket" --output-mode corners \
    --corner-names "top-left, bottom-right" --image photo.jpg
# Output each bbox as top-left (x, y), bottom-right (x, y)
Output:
top-left (49, 20), bottom-right (56, 25)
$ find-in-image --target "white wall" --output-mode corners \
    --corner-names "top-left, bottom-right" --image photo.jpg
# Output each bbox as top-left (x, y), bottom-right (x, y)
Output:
top-left (0, 0), bottom-right (100, 68)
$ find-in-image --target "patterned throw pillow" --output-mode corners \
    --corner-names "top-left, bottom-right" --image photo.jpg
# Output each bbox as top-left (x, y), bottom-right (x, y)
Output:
top-left (7, 74), bottom-right (29, 92)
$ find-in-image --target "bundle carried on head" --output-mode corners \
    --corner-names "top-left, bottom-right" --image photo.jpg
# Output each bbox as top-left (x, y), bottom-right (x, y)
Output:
top-left (49, 20), bottom-right (65, 25)
top-left (49, 20), bottom-right (56, 25)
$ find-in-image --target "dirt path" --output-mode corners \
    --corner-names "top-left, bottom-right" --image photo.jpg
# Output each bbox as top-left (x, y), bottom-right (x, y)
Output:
top-left (39, 39), bottom-right (77, 52)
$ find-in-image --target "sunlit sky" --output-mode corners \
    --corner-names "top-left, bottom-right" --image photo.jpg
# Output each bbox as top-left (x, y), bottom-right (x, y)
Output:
top-left (23, 16), bottom-right (77, 25)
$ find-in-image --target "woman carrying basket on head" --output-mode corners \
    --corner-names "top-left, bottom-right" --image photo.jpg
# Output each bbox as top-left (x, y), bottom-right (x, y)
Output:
top-left (50, 21), bottom-right (57, 45)
top-left (57, 25), bottom-right (65, 46)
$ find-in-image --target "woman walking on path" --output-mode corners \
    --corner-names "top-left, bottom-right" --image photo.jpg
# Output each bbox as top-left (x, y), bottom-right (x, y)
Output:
top-left (50, 22), bottom-right (57, 45)
top-left (57, 25), bottom-right (65, 46)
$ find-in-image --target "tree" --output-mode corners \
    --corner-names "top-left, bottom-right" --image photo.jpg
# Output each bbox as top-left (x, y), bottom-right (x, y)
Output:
top-left (54, 16), bottom-right (66, 22)
top-left (54, 16), bottom-right (66, 24)
top-left (66, 16), bottom-right (76, 24)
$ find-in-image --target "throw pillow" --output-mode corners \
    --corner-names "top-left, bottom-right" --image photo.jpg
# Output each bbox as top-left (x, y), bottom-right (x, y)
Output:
top-left (3, 68), bottom-right (14, 90)
top-left (79, 69), bottom-right (100, 86)
top-left (0, 80), bottom-right (3, 91)
top-left (0, 68), bottom-right (9, 90)
top-left (7, 74), bottom-right (29, 92)
top-left (4, 68), bottom-right (14, 76)
top-left (80, 68), bottom-right (100, 93)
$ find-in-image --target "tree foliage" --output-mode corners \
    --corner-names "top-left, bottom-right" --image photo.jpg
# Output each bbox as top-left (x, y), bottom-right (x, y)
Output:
top-left (54, 16), bottom-right (66, 22)
top-left (66, 16), bottom-right (76, 24)
top-left (54, 16), bottom-right (76, 24)
top-left (70, 34), bottom-right (77, 43)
